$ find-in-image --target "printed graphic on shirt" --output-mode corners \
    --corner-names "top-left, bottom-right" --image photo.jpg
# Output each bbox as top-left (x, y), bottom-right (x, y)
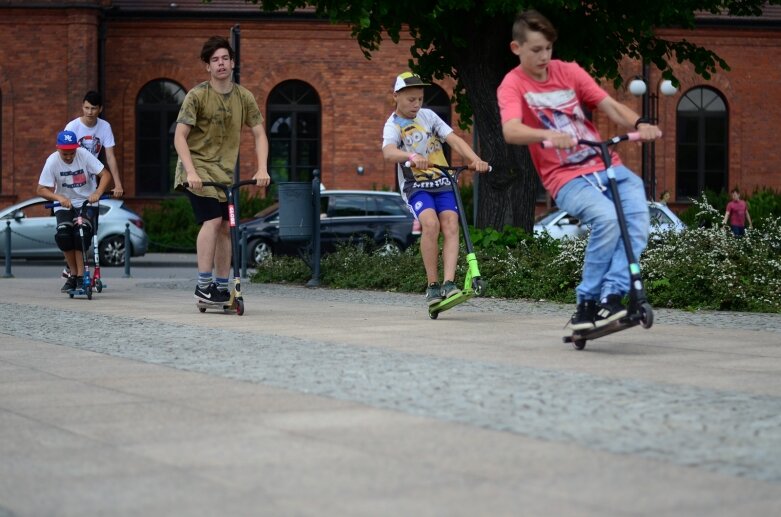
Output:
top-left (60, 169), bottom-right (89, 189)
top-left (399, 121), bottom-right (448, 183)
top-left (525, 89), bottom-right (598, 164)
top-left (78, 135), bottom-right (103, 157)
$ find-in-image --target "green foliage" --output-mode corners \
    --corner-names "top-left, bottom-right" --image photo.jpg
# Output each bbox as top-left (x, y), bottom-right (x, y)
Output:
top-left (142, 197), bottom-right (198, 252)
top-left (142, 192), bottom-right (275, 252)
top-left (251, 196), bottom-right (781, 313)
top-left (678, 188), bottom-right (781, 228)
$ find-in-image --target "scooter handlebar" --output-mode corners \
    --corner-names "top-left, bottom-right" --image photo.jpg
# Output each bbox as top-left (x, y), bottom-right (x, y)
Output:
top-left (404, 161), bottom-right (492, 172)
top-left (44, 194), bottom-right (110, 209)
top-left (182, 179), bottom-right (268, 191)
top-left (540, 132), bottom-right (642, 149)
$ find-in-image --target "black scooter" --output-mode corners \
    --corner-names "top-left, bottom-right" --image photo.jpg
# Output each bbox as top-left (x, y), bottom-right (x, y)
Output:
top-left (543, 133), bottom-right (654, 350)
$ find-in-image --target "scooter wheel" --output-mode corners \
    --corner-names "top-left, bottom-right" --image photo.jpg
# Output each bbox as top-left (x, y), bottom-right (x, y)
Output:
top-left (640, 302), bottom-right (654, 329)
top-left (95, 279), bottom-right (103, 293)
top-left (473, 278), bottom-right (486, 296)
top-left (428, 310), bottom-right (438, 320)
top-left (235, 298), bottom-right (245, 316)
top-left (68, 292), bottom-right (74, 299)
top-left (86, 287), bottom-right (93, 300)
top-left (573, 339), bottom-right (586, 350)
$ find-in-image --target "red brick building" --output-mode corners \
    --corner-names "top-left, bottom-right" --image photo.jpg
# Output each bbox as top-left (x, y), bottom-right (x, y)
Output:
top-left (1, 0), bottom-right (780, 214)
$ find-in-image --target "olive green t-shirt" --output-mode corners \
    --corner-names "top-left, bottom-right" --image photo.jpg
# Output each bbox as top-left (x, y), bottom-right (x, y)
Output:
top-left (174, 81), bottom-right (263, 201)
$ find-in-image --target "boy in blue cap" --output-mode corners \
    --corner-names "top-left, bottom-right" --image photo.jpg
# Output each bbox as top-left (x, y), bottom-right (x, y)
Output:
top-left (37, 130), bottom-right (111, 291)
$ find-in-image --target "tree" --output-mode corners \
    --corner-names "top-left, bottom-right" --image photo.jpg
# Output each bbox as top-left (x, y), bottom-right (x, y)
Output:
top-left (232, 0), bottom-right (780, 230)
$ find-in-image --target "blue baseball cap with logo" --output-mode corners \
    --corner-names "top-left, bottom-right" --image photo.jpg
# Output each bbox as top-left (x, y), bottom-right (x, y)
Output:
top-left (56, 130), bottom-right (80, 150)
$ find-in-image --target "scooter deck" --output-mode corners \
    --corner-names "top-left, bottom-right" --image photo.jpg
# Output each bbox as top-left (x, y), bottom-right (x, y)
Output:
top-left (564, 315), bottom-right (641, 343)
top-left (429, 291), bottom-right (474, 318)
top-left (196, 297), bottom-right (243, 314)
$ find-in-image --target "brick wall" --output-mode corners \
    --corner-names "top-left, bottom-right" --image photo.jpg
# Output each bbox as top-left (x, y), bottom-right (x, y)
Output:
top-left (1, 7), bottom-right (780, 213)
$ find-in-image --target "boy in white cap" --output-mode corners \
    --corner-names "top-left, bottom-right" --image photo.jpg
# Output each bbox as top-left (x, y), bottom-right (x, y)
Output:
top-left (382, 72), bottom-right (490, 306)
top-left (37, 130), bottom-right (111, 291)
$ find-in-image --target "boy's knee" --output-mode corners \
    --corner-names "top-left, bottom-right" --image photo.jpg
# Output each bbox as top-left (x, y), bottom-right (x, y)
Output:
top-left (55, 222), bottom-right (75, 251)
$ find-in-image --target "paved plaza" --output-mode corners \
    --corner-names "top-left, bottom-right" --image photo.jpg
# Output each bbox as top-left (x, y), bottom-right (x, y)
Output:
top-left (1, 259), bottom-right (780, 516)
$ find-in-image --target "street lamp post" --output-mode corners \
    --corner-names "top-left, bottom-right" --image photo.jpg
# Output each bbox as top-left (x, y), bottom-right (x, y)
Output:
top-left (629, 65), bottom-right (678, 201)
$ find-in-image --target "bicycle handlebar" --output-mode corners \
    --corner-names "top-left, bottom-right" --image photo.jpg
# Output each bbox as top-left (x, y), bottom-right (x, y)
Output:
top-left (540, 132), bottom-right (642, 149)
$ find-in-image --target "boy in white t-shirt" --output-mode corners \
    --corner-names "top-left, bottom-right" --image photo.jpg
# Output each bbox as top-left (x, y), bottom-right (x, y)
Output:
top-left (37, 130), bottom-right (111, 292)
top-left (65, 90), bottom-right (123, 197)
top-left (382, 72), bottom-right (489, 306)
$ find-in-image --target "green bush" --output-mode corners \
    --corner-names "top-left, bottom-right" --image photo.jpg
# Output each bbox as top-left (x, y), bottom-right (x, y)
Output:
top-left (251, 194), bottom-right (781, 313)
top-left (142, 191), bottom-right (275, 253)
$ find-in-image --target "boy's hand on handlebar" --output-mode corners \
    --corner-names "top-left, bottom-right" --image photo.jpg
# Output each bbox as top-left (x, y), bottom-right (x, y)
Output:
top-left (635, 123), bottom-right (663, 141)
top-left (186, 172), bottom-right (202, 190)
top-left (544, 132), bottom-right (578, 149)
top-left (87, 192), bottom-right (102, 204)
top-left (252, 169), bottom-right (271, 187)
top-left (470, 159), bottom-right (490, 173)
top-left (408, 153), bottom-right (428, 170)
top-left (58, 196), bottom-right (72, 209)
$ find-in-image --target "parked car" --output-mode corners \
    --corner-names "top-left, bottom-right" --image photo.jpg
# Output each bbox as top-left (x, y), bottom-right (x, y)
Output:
top-left (239, 190), bottom-right (420, 264)
top-left (533, 201), bottom-right (686, 240)
top-left (0, 197), bottom-right (149, 266)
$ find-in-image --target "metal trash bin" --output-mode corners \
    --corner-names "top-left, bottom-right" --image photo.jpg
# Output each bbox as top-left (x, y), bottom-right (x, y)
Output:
top-left (277, 182), bottom-right (313, 241)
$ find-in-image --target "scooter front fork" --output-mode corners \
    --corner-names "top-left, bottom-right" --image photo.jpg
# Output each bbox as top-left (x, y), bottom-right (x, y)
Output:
top-left (462, 252), bottom-right (483, 295)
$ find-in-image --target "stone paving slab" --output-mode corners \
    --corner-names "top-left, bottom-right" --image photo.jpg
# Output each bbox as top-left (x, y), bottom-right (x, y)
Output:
top-left (1, 277), bottom-right (781, 516)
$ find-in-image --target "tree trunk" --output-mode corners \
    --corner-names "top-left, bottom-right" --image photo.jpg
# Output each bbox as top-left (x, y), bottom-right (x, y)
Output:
top-left (455, 18), bottom-right (540, 232)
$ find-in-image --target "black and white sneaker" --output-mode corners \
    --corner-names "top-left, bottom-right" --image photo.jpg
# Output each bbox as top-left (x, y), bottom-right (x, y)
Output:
top-left (61, 275), bottom-right (77, 292)
top-left (425, 282), bottom-right (443, 306)
top-left (595, 294), bottom-right (628, 327)
top-left (195, 283), bottom-right (230, 304)
top-left (569, 300), bottom-right (597, 331)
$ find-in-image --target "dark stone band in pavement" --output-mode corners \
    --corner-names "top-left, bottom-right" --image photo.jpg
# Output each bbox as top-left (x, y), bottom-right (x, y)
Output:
top-left (2, 297), bottom-right (780, 483)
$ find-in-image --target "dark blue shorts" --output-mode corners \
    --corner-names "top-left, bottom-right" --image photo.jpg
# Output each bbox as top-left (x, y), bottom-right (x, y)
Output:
top-left (408, 190), bottom-right (458, 218)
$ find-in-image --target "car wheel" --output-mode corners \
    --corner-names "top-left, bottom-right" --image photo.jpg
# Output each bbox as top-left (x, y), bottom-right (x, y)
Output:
top-left (374, 240), bottom-right (402, 256)
top-left (99, 235), bottom-right (126, 266)
top-left (249, 239), bottom-right (273, 265)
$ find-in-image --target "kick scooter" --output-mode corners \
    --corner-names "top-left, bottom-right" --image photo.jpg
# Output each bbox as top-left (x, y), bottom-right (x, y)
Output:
top-left (405, 162), bottom-right (491, 319)
top-left (46, 198), bottom-right (108, 300)
top-left (542, 133), bottom-right (654, 349)
top-left (184, 180), bottom-right (258, 316)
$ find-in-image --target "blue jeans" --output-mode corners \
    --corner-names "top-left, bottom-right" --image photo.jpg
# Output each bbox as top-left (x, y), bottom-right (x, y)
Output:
top-left (554, 165), bottom-right (649, 303)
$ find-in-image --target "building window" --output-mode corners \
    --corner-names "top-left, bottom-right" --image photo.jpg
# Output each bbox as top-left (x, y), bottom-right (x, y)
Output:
top-left (136, 79), bottom-right (186, 195)
top-left (267, 80), bottom-right (321, 183)
top-left (676, 87), bottom-right (728, 199)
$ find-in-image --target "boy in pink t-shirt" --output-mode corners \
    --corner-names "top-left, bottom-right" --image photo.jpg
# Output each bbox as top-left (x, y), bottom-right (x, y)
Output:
top-left (722, 188), bottom-right (753, 236)
top-left (497, 10), bottom-right (662, 331)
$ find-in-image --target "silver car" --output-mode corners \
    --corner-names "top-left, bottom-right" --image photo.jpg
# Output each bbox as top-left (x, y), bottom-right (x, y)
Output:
top-left (0, 197), bottom-right (149, 266)
top-left (533, 201), bottom-right (686, 239)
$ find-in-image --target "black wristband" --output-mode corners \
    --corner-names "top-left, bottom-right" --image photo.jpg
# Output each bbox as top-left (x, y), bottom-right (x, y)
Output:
top-left (634, 117), bottom-right (651, 129)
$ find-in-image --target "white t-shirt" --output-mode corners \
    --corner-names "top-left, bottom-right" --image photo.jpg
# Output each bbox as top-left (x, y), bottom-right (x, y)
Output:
top-left (38, 148), bottom-right (106, 212)
top-left (64, 117), bottom-right (116, 158)
top-left (382, 108), bottom-right (454, 200)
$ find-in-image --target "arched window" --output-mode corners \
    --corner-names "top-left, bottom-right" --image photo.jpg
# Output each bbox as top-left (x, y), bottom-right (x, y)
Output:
top-left (136, 79), bottom-right (186, 195)
top-left (676, 87), bottom-right (728, 199)
top-left (267, 80), bottom-right (321, 183)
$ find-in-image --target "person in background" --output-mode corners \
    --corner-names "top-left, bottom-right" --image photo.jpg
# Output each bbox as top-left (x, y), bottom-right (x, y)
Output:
top-left (722, 187), bottom-right (753, 237)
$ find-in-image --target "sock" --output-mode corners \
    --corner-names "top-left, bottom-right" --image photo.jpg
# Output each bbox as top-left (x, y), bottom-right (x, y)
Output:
top-left (198, 272), bottom-right (213, 289)
top-left (216, 277), bottom-right (229, 292)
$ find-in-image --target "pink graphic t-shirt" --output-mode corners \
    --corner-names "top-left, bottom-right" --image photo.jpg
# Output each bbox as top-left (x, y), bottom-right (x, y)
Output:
top-left (497, 60), bottom-right (623, 199)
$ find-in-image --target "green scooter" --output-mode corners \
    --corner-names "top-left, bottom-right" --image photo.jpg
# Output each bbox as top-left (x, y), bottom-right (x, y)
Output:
top-left (419, 164), bottom-right (489, 319)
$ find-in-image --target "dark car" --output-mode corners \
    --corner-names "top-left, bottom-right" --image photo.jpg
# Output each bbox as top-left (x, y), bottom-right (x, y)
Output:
top-left (239, 190), bottom-right (420, 264)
